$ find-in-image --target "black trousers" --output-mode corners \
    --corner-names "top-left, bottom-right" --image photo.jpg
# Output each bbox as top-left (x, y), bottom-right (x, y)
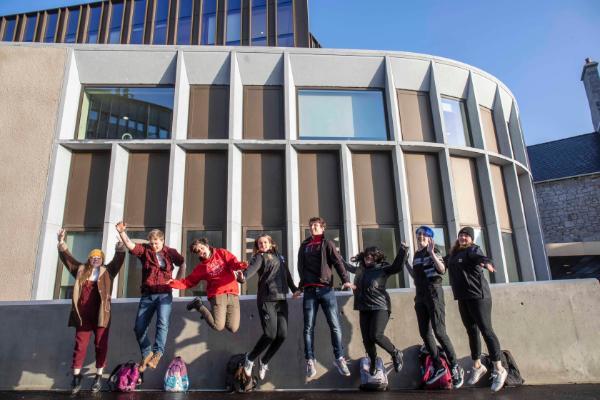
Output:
top-left (359, 309), bottom-right (396, 367)
top-left (414, 285), bottom-right (458, 368)
top-left (457, 298), bottom-right (502, 362)
top-left (248, 300), bottom-right (288, 364)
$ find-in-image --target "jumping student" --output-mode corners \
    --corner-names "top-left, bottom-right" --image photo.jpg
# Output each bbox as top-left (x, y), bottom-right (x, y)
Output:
top-left (57, 228), bottom-right (125, 394)
top-left (241, 234), bottom-right (298, 380)
top-left (293, 216), bottom-right (353, 378)
top-left (344, 245), bottom-right (408, 376)
top-left (445, 227), bottom-right (507, 392)
top-left (116, 221), bottom-right (186, 373)
top-left (169, 238), bottom-right (247, 333)
top-left (404, 226), bottom-right (464, 388)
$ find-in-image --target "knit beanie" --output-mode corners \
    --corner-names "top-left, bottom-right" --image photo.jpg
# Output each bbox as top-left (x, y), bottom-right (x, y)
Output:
top-left (458, 227), bottom-right (475, 240)
top-left (88, 249), bottom-right (105, 262)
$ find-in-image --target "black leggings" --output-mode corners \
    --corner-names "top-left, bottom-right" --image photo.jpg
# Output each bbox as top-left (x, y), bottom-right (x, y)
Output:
top-left (248, 300), bottom-right (288, 364)
top-left (458, 298), bottom-right (502, 362)
top-left (359, 310), bottom-right (396, 366)
top-left (414, 285), bottom-right (458, 368)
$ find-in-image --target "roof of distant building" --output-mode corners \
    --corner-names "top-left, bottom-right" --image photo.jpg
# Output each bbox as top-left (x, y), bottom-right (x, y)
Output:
top-left (527, 132), bottom-right (600, 182)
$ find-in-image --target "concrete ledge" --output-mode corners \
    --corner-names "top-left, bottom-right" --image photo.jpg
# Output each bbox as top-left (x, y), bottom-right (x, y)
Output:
top-left (1, 279), bottom-right (599, 390)
top-left (546, 241), bottom-right (600, 257)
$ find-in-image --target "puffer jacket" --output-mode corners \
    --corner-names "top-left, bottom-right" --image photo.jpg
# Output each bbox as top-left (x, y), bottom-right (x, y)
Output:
top-left (245, 251), bottom-right (298, 303)
top-left (445, 244), bottom-right (492, 300)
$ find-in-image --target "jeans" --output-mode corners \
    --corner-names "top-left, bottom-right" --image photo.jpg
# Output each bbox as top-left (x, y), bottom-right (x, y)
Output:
top-left (303, 286), bottom-right (344, 360)
top-left (134, 292), bottom-right (172, 358)
top-left (458, 298), bottom-right (502, 362)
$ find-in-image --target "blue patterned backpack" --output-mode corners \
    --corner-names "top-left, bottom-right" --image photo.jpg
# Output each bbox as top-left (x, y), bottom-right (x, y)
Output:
top-left (164, 356), bottom-right (189, 392)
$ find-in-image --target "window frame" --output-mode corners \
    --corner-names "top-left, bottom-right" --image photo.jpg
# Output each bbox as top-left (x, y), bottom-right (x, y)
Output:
top-left (441, 95), bottom-right (472, 147)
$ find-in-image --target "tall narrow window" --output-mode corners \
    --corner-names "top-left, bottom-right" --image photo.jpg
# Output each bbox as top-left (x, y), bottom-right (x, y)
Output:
top-left (200, 0), bottom-right (216, 45)
top-left (22, 14), bottom-right (37, 42)
top-left (226, 0), bottom-right (241, 45)
top-left (86, 4), bottom-right (102, 43)
top-left (441, 97), bottom-right (471, 147)
top-left (130, 0), bottom-right (146, 44)
top-left (43, 11), bottom-right (59, 42)
top-left (108, 2), bottom-right (124, 44)
top-left (2, 17), bottom-right (17, 41)
top-left (153, 0), bottom-right (170, 44)
top-left (177, 0), bottom-right (193, 44)
top-left (277, 0), bottom-right (293, 46)
top-left (251, 0), bottom-right (267, 45)
top-left (64, 7), bottom-right (80, 43)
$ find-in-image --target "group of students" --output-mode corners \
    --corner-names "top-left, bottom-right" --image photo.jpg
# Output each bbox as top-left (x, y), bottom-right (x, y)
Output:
top-left (57, 216), bottom-right (509, 394)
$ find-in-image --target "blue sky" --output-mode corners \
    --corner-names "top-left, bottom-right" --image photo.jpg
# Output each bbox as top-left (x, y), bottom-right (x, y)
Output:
top-left (1, 0), bottom-right (599, 145)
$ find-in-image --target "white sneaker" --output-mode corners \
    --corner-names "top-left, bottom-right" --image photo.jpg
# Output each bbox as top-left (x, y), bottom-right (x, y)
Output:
top-left (243, 355), bottom-right (254, 377)
top-left (490, 368), bottom-right (508, 392)
top-left (334, 357), bottom-right (351, 376)
top-left (467, 364), bottom-right (488, 385)
top-left (258, 359), bottom-right (268, 380)
top-left (306, 359), bottom-right (317, 378)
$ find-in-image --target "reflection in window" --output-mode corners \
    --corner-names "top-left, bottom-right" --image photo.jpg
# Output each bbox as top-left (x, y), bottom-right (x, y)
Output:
top-left (177, 0), bottom-right (193, 44)
top-left (226, 0), bottom-right (241, 45)
top-left (277, 0), bottom-right (293, 46)
top-left (86, 5), bottom-right (102, 43)
top-left (130, 0), bottom-right (146, 44)
top-left (153, 0), bottom-right (169, 44)
top-left (118, 231), bottom-right (151, 298)
top-left (55, 231), bottom-right (103, 299)
top-left (298, 90), bottom-right (388, 140)
top-left (183, 230), bottom-right (224, 297)
top-left (44, 11), bottom-right (58, 43)
top-left (441, 97), bottom-right (471, 147)
top-left (108, 2), bottom-right (124, 44)
top-left (502, 231), bottom-right (520, 282)
top-left (242, 229), bottom-right (284, 295)
top-left (23, 14), bottom-right (37, 42)
top-left (64, 8), bottom-right (80, 43)
top-left (201, 0), bottom-right (216, 45)
top-left (77, 87), bottom-right (174, 140)
top-left (251, 0), bottom-right (267, 45)
top-left (2, 17), bottom-right (17, 41)
top-left (361, 227), bottom-right (403, 288)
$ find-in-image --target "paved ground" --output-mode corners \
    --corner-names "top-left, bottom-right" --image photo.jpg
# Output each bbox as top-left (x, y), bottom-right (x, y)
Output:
top-left (1, 385), bottom-right (599, 400)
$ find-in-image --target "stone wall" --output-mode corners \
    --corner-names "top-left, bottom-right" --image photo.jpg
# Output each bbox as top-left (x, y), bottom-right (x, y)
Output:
top-left (535, 173), bottom-right (600, 243)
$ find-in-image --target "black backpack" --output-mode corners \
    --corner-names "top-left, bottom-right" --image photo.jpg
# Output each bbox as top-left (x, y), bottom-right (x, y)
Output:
top-left (482, 350), bottom-right (524, 387)
top-left (225, 354), bottom-right (257, 393)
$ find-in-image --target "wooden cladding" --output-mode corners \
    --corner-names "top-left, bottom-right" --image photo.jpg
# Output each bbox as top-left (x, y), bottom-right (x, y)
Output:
top-left (123, 151), bottom-right (170, 228)
top-left (480, 106), bottom-right (499, 153)
top-left (404, 153), bottom-right (445, 225)
top-left (188, 85), bottom-right (230, 139)
top-left (243, 86), bottom-right (284, 139)
top-left (490, 164), bottom-right (512, 231)
top-left (63, 151), bottom-right (111, 228)
top-left (352, 152), bottom-right (397, 225)
top-left (397, 90), bottom-right (435, 142)
top-left (450, 156), bottom-right (485, 227)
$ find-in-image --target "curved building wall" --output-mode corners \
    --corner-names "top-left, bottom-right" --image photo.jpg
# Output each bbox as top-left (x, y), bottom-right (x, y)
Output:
top-left (8, 44), bottom-right (549, 300)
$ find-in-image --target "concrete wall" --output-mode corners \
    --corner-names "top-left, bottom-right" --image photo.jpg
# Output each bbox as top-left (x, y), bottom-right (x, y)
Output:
top-left (0, 279), bottom-right (598, 390)
top-left (0, 45), bottom-right (68, 301)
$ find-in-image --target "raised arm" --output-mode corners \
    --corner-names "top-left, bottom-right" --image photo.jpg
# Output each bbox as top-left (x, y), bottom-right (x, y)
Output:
top-left (343, 259), bottom-right (359, 274)
top-left (428, 239), bottom-right (445, 274)
top-left (57, 228), bottom-right (84, 277)
top-left (385, 243), bottom-right (408, 276)
top-left (115, 221), bottom-right (136, 251)
top-left (106, 241), bottom-right (127, 278)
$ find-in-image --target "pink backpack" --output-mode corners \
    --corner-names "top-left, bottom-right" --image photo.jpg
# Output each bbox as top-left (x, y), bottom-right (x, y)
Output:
top-left (419, 348), bottom-right (452, 390)
top-left (108, 361), bottom-right (141, 392)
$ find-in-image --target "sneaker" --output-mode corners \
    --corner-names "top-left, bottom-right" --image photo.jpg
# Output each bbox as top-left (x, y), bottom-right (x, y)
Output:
top-left (70, 374), bottom-right (82, 395)
top-left (186, 297), bottom-right (203, 311)
top-left (243, 355), bottom-right (254, 377)
top-left (467, 364), bottom-right (488, 385)
top-left (139, 351), bottom-right (154, 372)
top-left (147, 352), bottom-right (162, 369)
top-left (427, 366), bottom-right (447, 385)
top-left (392, 349), bottom-right (403, 372)
top-left (305, 359), bottom-right (317, 379)
top-left (334, 357), bottom-right (351, 377)
top-left (258, 359), bottom-right (269, 380)
top-left (490, 368), bottom-right (508, 392)
top-left (91, 374), bottom-right (102, 393)
top-left (451, 364), bottom-right (465, 389)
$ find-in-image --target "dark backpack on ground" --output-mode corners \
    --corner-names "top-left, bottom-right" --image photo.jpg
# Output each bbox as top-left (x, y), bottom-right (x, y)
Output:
top-left (482, 350), bottom-right (524, 387)
top-left (225, 354), bottom-right (257, 393)
top-left (359, 356), bottom-right (388, 391)
top-left (418, 346), bottom-right (452, 390)
top-left (108, 361), bottom-right (142, 392)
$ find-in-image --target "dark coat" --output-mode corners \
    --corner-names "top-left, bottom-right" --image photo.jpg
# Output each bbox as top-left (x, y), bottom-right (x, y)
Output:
top-left (297, 236), bottom-right (350, 289)
top-left (245, 251), bottom-right (298, 303)
top-left (445, 244), bottom-right (492, 300)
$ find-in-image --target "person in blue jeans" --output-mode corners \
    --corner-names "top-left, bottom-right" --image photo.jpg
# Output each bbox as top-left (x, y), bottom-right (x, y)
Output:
top-left (116, 222), bottom-right (186, 372)
top-left (293, 217), bottom-right (353, 378)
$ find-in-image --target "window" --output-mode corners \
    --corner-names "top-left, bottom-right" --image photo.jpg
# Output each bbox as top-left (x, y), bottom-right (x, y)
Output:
top-left (23, 14), bottom-right (37, 42)
top-left (397, 90), bottom-right (435, 142)
top-left (502, 231), bottom-right (520, 282)
top-left (130, 0), bottom-right (146, 44)
top-left (201, 0), bottom-right (216, 45)
top-left (117, 230), bottom-right (152, 298)
top-left (108, 2), bottom-right (124, 44)
top-left (77, 87), bottom-right (174, 140)
top-left (298, 89), bottom-right (388, 140)
top-left (226, 0), bottom-right (241, 45)
top-left (276, 0), bottom-right (293, 46)
top-left (86, 5), bottom-right (102, 43)
top-left (2, 17), bottom-right (17, 41)
top-left (43, 11), bottom-right (59, 42)
top-left (465, 226), bottom-right (492, 282)
top-left (55, 231), bottom-right (103, 299)
top-left (64, 7), bottom-right (80, 43)
top-left (153, 0), bottom-right (169, 44)
top-left (441, 97), bottom-right (471, 147)
top-left (251, 0), bottom-right (267, 45)
top-left (177, 0), bottom-right (193, 44)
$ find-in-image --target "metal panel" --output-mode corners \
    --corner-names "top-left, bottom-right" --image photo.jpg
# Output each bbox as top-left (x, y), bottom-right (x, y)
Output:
top-left (404, 152), bottom-right (445, 225)
top-left (480, 106), bottom-right (500, 153)
top-left (243, 86), bottom-right (284, 139)
top-left (449, 156), bottom-right (485, 227)
top-left (188, 85), bottom-right (230, 139)
top-left (397, 90), bottom-right (435, 142)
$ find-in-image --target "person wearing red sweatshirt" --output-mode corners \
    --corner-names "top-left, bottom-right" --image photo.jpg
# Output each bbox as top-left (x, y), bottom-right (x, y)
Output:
top-left (169, 237), bottom-right (247, 332)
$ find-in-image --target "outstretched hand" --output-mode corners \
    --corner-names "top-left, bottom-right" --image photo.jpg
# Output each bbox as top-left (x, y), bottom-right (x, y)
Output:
top-left (427, 237), bottom-right (435, 254)
top-left (115, 221), bottom-right (127, 233)
top-left (342, 282), bottom-right (356, 291)
top-left (480, 262), bottom-right (496, 273)
top-left (292, 290), bottom-right (302, 299)
top-left (57, 228), bottom-right (66, 244)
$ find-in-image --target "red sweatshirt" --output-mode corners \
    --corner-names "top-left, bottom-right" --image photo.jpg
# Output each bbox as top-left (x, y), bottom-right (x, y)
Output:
top-left (170, 247), bottom-right (247, 298)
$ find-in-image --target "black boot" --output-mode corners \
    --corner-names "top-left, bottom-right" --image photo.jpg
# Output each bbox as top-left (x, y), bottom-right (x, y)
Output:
top-left (392, 349), bottom-right (403, 373)
top-left (71, 374), bottom-right (82, 395)
top-left (91, 374), bottom-right (102, 393)
top-left (186, 297), bottom-right (203, 312)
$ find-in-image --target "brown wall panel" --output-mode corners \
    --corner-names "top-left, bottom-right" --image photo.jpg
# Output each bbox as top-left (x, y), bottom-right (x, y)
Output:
top-left (397, 90), bottom-right (435, 142)
top-left (242, 151), bottom-right (286, 227)
top-left (243, 86), bottom-right (284, 139)
top-left (298, 151), bottom-right (342, 225)
top-left (352, 152), bottom-right (397, 225)
top-left (123, 151), bottom-right (170, 228)
top-left (63, 151), bottom-right (111, 228)
top-left (480, 106), bottom-right (499, 153)
top-left (183, 151), bottom-right (228, 228)
top-left (490, 164), bottom-right (512, 231)
top-left (188, 85), bottom-right (230, 139)
top-left (404, 153), bottom-right (445, 225)
top-left (450, 156), bottom-right (485, 227)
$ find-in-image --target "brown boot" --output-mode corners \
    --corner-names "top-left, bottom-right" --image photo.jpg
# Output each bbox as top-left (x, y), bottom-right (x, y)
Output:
top-left (139, 351), bottom-right (154, 372)
top-left (147, 352), bottom-right (162, 369)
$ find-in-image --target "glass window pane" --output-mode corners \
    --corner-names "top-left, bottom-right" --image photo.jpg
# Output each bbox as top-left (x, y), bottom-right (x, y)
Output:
top-left (57, 231), bottom-right (103, 299)
top-left (242, 229), bottom-right (284, 295)
top-left (2, 17), bottom-right (17, 41)
top-left (130, 0), bottom-right (146, 44)
top-left (65, 8), bottom-right (80, 43)
top-left (298, 90), bottom-right (388, 140)
top-left (86, 5), bottom-right (102, 43)
top-left (183, 230), bottom-right (223, 297)
top-left (201, 0), bottom-right (216, 45)
top-left (176, 0), bottom-right (193, 44)
top-left (502, 231), bottom-right (521, 282)
top-left (361, 227), bottom-right (404, 288)
top-left (277, 0), bottom-right (293, 46)
top-left (119, 231), bottom-right (151, 298)
top-left (226, 0), bottom-right (241, 45)
top-left (108, 2), bottom-right (124, 44)
top-left (251, 0), bottom-right (267, 45)
top-left (23, 14), bottom-right (37, 42)
top-left (78, 87), bottom-right (174, 140)
top-left (441, 97), bottom-right (471, 147)
top-left (470, 226), bottom-right (493, 282)
top-left (153, 0), bottom-right (169, 44)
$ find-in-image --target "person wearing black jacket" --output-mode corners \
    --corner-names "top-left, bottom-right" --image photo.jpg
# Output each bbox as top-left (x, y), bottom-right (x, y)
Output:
top-left (345, 245), bottom-right (408, 376)
top-left (405, 226), bottom-right (464, 388)
top-left (445, 226), bottom-right (507, 392)
top-left (242, 235), bottom-right (298, 380)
